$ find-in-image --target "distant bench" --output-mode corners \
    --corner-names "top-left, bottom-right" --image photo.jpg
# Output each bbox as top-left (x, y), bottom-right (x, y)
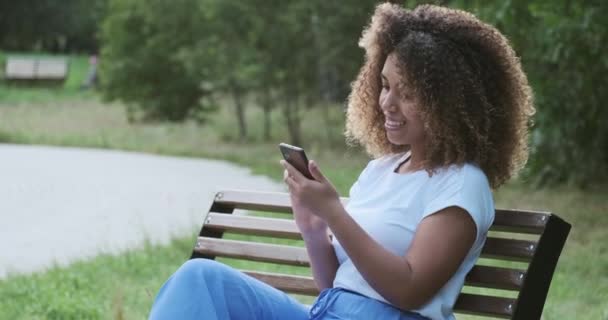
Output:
top-left (3, 57), bottom-right (69, 84)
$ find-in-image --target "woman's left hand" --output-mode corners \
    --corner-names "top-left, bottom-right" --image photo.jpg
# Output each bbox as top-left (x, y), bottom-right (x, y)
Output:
top-left (281, 160), bottom-right (342, 222)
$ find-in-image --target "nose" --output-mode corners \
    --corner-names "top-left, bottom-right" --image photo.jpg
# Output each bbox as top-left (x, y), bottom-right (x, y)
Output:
top-left (379, 91), bottom-right (397, 113)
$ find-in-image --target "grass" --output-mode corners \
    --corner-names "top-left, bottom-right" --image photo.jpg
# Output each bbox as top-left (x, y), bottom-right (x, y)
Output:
top-left (0, 90), bottom-right (364, 184)
top-left (0, 237), bottom-right (197, 320)
top-left (0, 88), bottom-right (606, 319)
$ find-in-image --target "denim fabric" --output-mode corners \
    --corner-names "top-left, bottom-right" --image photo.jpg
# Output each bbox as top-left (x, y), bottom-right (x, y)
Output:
top-left (149, 259), bottom-right (430, 320)
top-left (309, 287), bottom-right (429, 320)
top-left (149, 259), bottom-right (309, 320)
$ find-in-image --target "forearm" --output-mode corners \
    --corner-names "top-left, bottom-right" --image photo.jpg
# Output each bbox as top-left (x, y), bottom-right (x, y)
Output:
top-left (325, 204), bottom-right (423, 310)
top-left (302, 230), bottom-right (339, 291)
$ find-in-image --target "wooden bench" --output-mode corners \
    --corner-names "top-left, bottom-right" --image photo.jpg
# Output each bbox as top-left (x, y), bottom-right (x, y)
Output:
top-left (191, 190), bottom-right (571, 319)
top-left (4, 57), bottom-right (69, 83)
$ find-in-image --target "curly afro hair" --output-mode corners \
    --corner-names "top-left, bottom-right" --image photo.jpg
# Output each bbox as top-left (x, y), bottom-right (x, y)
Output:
top-left (345, 3), bottom-right (535, 189)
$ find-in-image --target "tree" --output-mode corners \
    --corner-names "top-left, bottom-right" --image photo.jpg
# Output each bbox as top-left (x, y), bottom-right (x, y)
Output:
top-left (459, 0), bottom-right (608, 185)
top-left (100, 0), bottom-right (215, 122)
top-left (0, 0), bottom-right (106, 52)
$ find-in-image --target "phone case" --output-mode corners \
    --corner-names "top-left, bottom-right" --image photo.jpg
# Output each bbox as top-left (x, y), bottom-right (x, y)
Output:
top-left (279, 143), bottom-right (313, 179)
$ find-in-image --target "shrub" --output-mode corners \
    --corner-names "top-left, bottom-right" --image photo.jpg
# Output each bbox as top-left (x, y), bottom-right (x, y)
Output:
top-left (99, 0), bottom-right (214, 122)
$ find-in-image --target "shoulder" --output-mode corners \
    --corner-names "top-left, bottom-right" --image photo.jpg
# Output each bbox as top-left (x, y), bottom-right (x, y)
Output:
top-left (422, 163), bottom-right (494, 239)
top-left (429, 163), bottom-right (490, 189)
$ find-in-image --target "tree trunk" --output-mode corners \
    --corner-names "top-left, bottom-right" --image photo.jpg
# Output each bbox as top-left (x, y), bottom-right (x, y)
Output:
top-left (230, 79), bottom-right (247, 141)
top-left (262, 87), bottom-right (272, 141)
top-left (283, 87), bottom-right (302, 146)
top-left (293, 96), bottom-right (302, 146)
top-left (321, 102), bottom-right (334, 147)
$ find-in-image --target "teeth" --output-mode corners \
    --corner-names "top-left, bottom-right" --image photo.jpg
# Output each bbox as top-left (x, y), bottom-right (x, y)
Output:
top-left (386, 120), bottom-right (406, 127)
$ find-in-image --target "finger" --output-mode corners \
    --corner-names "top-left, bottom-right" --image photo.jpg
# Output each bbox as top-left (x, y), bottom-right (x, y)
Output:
top-left (283, 169), bottom-right (297, 190)
top-left (309, 160), bottom-right (327, 182)
top-left (281, 160), bottom-right (306, 182)
top-left (284, 174), bottom-right (299, 193)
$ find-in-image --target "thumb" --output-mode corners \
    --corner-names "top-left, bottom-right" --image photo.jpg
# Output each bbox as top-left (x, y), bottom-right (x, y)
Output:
top-left (309, 160), bottom-right (326, 182)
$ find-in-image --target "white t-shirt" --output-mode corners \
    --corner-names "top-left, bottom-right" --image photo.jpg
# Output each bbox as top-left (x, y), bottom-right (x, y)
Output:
top-left (331, 153), bottom-right (494, 320)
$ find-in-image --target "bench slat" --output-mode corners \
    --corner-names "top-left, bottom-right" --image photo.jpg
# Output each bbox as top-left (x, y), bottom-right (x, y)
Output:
top-left (5, 59), bottom-right (36, 78)
top-left (5, 57), bottom-right (68, 80)
top-left (491, 209), bottom-right (549, 234)
top-left (243, 269), bottom-right (515, 318)
top-left (466, 265), bottom-right (525, 291)
top-left (212, 190), bottom-right (348, 213)
top-left (212, 190), bottom-right (550, 234)
top-left (36, 60), bottom-right (68, 79)
top-left (243, 270), bottom-right (317, 295)
top-left (205, 212), bottom-right (301, 239)
top-left (482, 237), bottom-right (536, 262)
top-left (196, 236), bottom-right (528, 291)
top-left (194, 237), bottom-right (310, 267)
top-left (212, 190), bottom-right (294, 212)
top-left (245, 269), bottom-right (515, 318)
top-left (243, 268), bottom-right (525, 298)
top-left (454, 293), bottom-right (515, 319)
top-left (202, 213), bottom-right (536, 262)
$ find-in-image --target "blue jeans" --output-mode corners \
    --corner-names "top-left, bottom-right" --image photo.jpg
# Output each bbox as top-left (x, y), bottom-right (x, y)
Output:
top-left (149, 259), bottom-right (429, 320)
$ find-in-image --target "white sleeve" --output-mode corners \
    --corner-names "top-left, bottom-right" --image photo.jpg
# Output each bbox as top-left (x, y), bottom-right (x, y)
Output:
top-left (422, 165), bottom-right (494, 243)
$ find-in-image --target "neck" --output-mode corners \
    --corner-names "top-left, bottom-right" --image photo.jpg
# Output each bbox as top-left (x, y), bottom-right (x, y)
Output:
top-left (399, 144), bottom-right (425, 173)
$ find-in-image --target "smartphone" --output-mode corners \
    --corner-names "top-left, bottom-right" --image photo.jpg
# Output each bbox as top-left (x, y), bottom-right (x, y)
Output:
top-left (279, 142), bottom-right (313, 179)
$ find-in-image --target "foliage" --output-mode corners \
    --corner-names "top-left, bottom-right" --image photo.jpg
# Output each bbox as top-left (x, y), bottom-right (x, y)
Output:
top-left (99, 0), bottom-right (215, 122)
top-left (0, 0), bottom-right (106, 52)
top-left (98, 0), bottom-right (606, 184)
top-left (98, 0), bottom-right (379, 134)
top-left (523, 3), bottom-right (607, 186)
top-left (445, 0), bottom-right (608, 185)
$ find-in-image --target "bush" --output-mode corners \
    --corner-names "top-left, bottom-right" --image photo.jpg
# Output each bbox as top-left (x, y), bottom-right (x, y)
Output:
top-left (471, 1), bottom-right (608, 186)
top-left (99, 0), bottom-right (214, 122)
top-left (0, 0), bottom-right (105, 53)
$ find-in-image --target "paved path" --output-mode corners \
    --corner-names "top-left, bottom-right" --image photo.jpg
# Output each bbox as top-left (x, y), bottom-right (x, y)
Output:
top-left (0, 144), bottom-right (284, 279)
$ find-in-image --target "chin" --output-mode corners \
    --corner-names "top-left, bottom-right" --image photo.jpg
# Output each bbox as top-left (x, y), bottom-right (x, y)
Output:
top-left (386, 135), bottom-right (408, 146)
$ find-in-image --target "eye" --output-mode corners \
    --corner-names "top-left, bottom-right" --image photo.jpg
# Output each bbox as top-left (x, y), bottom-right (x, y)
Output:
top-left (402, 91), bottom-right (414, 100)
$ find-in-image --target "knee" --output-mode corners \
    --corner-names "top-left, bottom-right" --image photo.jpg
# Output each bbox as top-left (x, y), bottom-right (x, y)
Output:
top-left (177, 258), bottom-right (227, 280)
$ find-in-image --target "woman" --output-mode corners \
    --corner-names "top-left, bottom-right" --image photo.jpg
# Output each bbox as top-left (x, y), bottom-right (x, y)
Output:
top-left (149, 3), bottom-right (534, 320)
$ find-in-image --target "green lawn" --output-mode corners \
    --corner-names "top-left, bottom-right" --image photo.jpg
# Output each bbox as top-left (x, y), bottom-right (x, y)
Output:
top-left (0, 89), bottom-right (606, 319)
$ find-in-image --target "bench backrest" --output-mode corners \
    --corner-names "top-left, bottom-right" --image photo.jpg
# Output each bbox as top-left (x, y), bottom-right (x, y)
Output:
top-left (4, 57), bottom-right (68, 81)
top-left (191, 190), bottom-right (571, 319)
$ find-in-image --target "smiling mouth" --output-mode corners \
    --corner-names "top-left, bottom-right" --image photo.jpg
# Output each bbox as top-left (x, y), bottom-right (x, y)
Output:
top-left (385, 119), bottom-right (406, 130)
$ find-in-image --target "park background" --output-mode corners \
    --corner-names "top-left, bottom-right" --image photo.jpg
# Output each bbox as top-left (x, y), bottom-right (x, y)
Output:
top-left (0, 0), bottom-right (606, 319)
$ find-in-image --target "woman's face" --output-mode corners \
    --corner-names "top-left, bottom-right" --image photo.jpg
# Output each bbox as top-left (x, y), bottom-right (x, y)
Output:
top-left (379, 53), bottom-right (426, 147)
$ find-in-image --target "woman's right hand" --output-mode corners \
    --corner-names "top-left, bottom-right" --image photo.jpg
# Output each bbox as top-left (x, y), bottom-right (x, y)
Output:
top-left (282, 162), bottom-right (339, 290)
top-left (292, 197), bottom-right (329, 237)
top-left (283, 168), bottom-right (329, 238)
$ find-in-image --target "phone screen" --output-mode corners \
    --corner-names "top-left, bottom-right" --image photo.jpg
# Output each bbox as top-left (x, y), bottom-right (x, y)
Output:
top-left (279, 143), bottom-right (313, 179)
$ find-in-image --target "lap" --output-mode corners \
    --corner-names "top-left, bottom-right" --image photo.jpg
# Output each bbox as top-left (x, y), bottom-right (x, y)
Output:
top-left (310, 288), bottom-right (429, 320)
top-left (152, 259), bottom-right (428, 320)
